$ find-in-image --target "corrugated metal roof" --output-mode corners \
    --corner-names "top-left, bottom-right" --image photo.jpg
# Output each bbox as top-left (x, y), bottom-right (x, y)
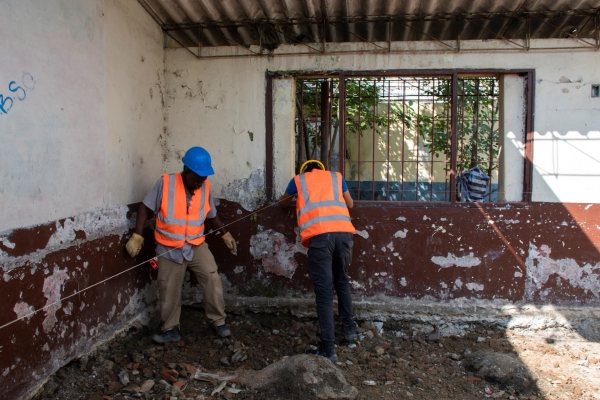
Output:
top-left (138, 0), bottom-right (600, 49)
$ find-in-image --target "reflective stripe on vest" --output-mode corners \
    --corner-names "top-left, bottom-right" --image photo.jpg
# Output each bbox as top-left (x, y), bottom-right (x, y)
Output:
top-left (295, 170), bottom-right (355, 247)
top-left (155, 173), bottom-right (210, 247)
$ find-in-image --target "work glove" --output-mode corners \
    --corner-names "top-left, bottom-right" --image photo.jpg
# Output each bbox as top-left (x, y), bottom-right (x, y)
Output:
top-left (125, 233), bottom-right (144, 257)
top-left (221, 232), bottom-right (237, 255)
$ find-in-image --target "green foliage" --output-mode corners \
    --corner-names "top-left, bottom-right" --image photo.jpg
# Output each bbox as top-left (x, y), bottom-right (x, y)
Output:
top-left (295, 79), bottom-right (340, 168)
top-left (295, 76), bottom-right (499, 177)
top-left (418, 78), bottom-right (499, 174)
top-left (344, 78), bottom-right (416, 137)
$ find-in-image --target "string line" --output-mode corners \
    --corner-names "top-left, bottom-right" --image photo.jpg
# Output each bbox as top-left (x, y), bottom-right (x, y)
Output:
top-left (0, 197), bottom-right (293, 331)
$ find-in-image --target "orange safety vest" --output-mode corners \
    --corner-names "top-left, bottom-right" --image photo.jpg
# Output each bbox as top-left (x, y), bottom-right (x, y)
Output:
top-left (294, 169), bottom-right (355, 247)
top-left (155, 173), bottom-right (211, 247)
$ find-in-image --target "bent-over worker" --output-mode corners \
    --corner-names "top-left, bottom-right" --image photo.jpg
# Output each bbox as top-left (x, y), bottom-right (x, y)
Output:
top-left (278, 159), bottom-right (357, 362)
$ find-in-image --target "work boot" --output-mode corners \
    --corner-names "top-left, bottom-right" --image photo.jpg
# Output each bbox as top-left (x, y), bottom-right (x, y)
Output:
top-left (336, 322), bottom-right (358, 343)
top-left (152, 327), bottom-right (181, 344)
top-left (342, 325), bottom-right (358, 343)
top-left (215, 324), bottom-right (231, 338)
top-left (304, 344), bottom-right (338, 362)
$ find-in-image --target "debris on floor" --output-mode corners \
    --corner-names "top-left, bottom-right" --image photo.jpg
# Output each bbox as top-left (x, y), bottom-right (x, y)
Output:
top-left (32, 307), bottom-right (600, 400)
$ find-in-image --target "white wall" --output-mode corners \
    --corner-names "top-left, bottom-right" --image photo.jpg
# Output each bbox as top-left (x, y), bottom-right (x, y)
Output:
top-left (161, 56), bottom-right (268, 193)
top-left (0, 0), bottom-right (106, 231)
top-left (272, 78), bottom-right (296, 196)
top-left (165, 40), bottom-right (600, 203)
top-left (499, 75), bottom-right (526, 202)
top-left (105, 0), bottom-right (165, 205)
top-left (0, 0), bottom-right (164, 232)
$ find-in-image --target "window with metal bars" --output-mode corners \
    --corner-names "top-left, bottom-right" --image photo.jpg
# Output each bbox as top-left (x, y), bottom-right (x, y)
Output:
top-left (295, 75), bottom-right (502, 202)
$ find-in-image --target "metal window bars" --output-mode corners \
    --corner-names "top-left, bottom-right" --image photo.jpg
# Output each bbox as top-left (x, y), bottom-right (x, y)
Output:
top-left (295, 75), bottom-right (501, 202)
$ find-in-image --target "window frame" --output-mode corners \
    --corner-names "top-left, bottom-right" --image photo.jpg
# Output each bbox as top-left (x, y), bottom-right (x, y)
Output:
top-left (266, 69), bottom-right (535, 206)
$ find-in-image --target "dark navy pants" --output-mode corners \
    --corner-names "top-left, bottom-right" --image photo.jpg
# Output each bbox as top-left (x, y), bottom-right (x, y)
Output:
top-left (307, 232), bottom-right (355, 352)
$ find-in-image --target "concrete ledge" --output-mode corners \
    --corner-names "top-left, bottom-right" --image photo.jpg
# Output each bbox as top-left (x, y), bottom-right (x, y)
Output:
top-left (222, 295), bottom-right (600, 339)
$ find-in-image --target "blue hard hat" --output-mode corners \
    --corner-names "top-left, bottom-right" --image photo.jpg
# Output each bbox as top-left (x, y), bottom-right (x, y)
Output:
top-left (182, 147), bottom-right (215, 176)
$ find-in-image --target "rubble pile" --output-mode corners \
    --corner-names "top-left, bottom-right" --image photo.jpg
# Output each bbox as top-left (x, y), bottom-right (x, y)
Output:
top-left (32, 307), bottom-right (599, 400)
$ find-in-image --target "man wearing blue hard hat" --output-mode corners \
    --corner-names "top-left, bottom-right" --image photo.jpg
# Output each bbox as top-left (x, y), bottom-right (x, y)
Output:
top-left (126, 146), bottom-right (237, 342)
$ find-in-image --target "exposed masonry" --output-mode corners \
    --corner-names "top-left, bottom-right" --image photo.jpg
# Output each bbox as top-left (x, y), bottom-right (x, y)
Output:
top-left (220, 168), bottom-right (266, 211)
top-left (48, 206), bottom-right (131, 247)
top-left (42, 267), bottom-right (70, 333)
top-left (0, 205), bottom-right (131, 275)
top-left (431, 253), bottom-right (482, 269)
top-left (1, 207), bottom-right (154, 335)
top-left (466, 282), bottom-right (485, 291)
top-left (13, 301), bottom-right (35, 321)
top-left (227, 295), bottom-right (600, 340)
top-left (355, 230), bottom-right (369, 239)
top-left (525, 243), bottom-right (600, 301)
top-left (394, 229), bottom-right (408, 238)
top-left (249, 229), bottom-right (304, 279)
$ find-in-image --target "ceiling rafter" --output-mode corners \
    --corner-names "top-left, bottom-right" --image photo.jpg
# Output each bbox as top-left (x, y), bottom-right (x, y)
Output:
top-left (138, 0), bottom-right (600, 57)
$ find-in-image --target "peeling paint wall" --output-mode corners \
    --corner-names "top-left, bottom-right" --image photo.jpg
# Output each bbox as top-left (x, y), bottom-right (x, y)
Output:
top-left (2, 7), bottom-right (600, 398)
top-left (0, 1), bottom-right (164, 398)
top-left (166, 39), bottom-right (600, 203)
top-left (526, 243), bottom-right (600, 302)
top-left (220, 168), bottom-right (266, 211)
top-left (163, 41), bottom-right (600, 312)
top-left (249, 229), bottom-right (302, 279)
top-left (0, 205), bottom-right (158, 399)
top-left (207, 201), bottom-right (600, 308)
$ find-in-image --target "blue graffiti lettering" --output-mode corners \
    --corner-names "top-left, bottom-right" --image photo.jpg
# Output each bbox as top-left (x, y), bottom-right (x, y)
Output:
top-left (0, 73), bottom-right (34, 115)
top-left (0, 94), bottom-right (13, 114)
top-left (8, 81), bottom-right (26, 101)
top-left (22, 73), bottom-right (35, 91)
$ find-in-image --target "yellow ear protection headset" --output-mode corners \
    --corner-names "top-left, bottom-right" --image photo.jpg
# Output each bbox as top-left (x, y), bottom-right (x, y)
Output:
top-left (299, 159), bottom-right (325, 174)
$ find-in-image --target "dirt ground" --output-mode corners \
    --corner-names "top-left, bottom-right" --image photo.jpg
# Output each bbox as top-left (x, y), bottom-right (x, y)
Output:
top-left (33, 307), bottom-right (600, 400)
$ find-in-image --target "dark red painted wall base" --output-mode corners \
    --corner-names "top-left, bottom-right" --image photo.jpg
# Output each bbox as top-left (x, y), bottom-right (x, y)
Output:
top-left (1, 201), bottom-right (599, 398)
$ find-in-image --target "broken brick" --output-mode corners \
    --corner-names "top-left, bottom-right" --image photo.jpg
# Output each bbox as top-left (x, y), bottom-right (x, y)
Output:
top-left (173, 380), bottom-right (186, 388)
top-left (160, 369), bottom-right (178, 383)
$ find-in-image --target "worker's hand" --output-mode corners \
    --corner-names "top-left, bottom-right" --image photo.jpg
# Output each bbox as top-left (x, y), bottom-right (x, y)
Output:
top-left (221, 232), bottom-right (237, 255)
top-left (125, 233), bottom-right (144, 257)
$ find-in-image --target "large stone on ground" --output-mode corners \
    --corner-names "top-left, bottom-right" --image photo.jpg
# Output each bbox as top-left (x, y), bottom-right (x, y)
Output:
top-left (238, 354), bottom-right (358, 399)
top-left (463, 351), bottom-right (533, 393)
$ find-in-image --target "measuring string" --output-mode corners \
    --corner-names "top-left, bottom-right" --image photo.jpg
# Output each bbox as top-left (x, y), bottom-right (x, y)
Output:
top-left (0, 197), bottom-right (292, 332)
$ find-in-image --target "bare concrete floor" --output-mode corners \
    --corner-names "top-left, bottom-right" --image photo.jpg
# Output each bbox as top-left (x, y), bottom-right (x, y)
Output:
top-left (504, 329), bottom-right (600, 400)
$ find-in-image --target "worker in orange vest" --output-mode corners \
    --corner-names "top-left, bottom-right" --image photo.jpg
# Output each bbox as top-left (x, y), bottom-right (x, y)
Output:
top-left (278, 160), bottom-right (357, 362)
top-left (125, 147), bottom-right (237, 343)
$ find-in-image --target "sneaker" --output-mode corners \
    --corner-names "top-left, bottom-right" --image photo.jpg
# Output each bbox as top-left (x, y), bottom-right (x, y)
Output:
top-left (152, 327), bottom-right (181, 344)
top-left (304, 344), bottom-right (338, 362)
top-left (215, 324), bottom-right (231, 338)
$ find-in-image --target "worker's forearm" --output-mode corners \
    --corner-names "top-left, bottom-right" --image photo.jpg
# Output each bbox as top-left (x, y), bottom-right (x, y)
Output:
top-left (278, 193), bottom-right (294, 208)
top-left (134, 203), bottom-right (150, 236)
top-left (208, 216), bottom-right (228, 236)
top-left (343, 191), bottom-right (354, 209)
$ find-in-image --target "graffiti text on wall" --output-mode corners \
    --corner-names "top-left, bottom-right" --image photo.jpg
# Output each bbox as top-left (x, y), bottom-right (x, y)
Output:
top-left (0, 73), bottom-right (35, 115)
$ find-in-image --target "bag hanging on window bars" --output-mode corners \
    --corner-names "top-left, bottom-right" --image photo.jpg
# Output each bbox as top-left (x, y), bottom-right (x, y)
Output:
top-left (457, 166), bottom-right (491, 202)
